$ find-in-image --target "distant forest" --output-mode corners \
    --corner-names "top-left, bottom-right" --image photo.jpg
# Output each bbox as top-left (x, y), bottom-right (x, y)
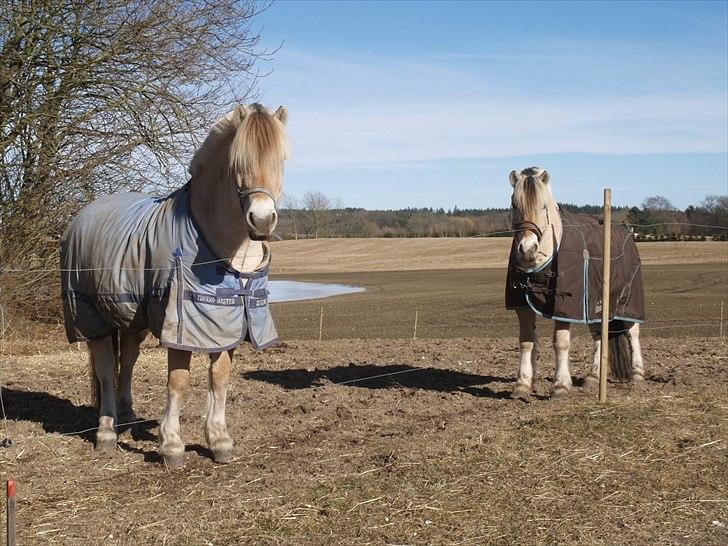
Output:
top-left (277, 193), bottom-right (728, 241)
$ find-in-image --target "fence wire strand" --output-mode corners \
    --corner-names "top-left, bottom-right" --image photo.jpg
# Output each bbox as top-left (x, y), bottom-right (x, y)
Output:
top-left (0, 314), bottom-right (724, 444)
top-left (0, 221), bottom-right (726, 276)
top-left (0, 220), bottom-right (726, 445)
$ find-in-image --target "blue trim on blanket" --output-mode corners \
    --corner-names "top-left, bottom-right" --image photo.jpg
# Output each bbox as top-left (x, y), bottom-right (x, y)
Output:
top-left (613, 315), bottom-right (644, 324)
top-left (525, 294), bottom-right (644, 324)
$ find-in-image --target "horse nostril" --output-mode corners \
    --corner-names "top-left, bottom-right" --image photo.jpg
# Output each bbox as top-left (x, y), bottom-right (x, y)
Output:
top-left (271, 210), bottom-right (278, 224)
top-left (247, 211), bottom-right (256, 228)
top-left (518, 243), bottom-right (525, 254)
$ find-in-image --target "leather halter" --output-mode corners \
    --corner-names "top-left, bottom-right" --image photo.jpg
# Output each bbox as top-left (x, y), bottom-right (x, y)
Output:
top-left (513, 220), bottom-right (544, 241)
top-left (237, 187), bottom-right (277, 211)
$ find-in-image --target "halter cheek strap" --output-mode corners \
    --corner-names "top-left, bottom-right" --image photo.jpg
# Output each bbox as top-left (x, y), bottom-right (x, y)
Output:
top-left (237, 187), bottom-right (277, 210)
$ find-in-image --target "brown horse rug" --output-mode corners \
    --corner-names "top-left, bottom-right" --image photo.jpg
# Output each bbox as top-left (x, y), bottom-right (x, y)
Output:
top-left (61, 184), bottom-right (278, 352)
top-left (505, 208), bottom-right (645, 324)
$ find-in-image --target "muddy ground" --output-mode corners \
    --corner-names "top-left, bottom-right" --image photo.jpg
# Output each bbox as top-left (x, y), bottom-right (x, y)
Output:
top-left (0, 260), bottom-right (726, 544)
top-left (0, 337), bottom-right (726, 545)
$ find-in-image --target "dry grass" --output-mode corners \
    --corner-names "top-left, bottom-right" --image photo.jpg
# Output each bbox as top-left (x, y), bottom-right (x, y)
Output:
top-left (270, 238), bottom-right (728, 273)
top-left (0, 337), bottom-right (726, 544)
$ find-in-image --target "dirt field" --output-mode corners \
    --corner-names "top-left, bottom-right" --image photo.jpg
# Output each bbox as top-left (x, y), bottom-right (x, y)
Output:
top-left (270, 238), bottom-right (728, 273)
top-left (0, 241), bottom-right (727, 544)
top-left (1, 338), bottom-right (726, 544)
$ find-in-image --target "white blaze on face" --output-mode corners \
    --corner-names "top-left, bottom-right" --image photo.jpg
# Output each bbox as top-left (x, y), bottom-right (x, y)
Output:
top-left (246, 194), bottom-right (278, 236)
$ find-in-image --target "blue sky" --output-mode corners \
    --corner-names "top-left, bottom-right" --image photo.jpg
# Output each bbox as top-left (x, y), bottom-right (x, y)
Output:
top-left (253, 0), bottom-right (727, 210)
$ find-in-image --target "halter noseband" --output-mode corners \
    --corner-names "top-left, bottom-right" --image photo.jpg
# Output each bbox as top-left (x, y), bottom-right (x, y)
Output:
top-left (513, 220), bottom-right (544, 242)
top-left (237, 187), bottom-right (277, 209)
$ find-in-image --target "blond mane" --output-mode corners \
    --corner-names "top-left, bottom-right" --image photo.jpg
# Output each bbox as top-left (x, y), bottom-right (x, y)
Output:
top-left (189, 103), bottom-right (289, 182)
top-left (512, 166), bottom-right (553, 221)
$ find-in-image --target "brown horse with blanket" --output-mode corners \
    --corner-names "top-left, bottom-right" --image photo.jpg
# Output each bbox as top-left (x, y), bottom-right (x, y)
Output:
top-left (505, 167), bottom-right (645, 401)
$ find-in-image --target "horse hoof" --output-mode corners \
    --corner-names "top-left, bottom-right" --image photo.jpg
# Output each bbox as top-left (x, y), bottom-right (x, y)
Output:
top-left (510, 385), bottom-right (532, 403)
top-left (551, 385), bottom-right (571, 399)
top-left (163, 455), bottom-right (186, 471)
top-left (94, 437), bottom-right (117, 454)
top-left (211, 449), bottom-right (237, 464)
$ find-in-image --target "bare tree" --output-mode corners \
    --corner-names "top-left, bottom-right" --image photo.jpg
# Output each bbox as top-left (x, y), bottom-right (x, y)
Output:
top-left (279, 194), bottom-right (301, 240)
top-left (0, 0), bottom-right (271, 317)
top-left (642, 196), bottom-right (676, 211)
top-left (302, 190), bottom-right (330, 238)
top-left (640, 195), bottom-right (684, 236)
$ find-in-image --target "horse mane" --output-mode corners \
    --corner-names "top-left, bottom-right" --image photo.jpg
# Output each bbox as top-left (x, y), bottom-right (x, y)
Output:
top-left (512, 166), bottom-right (552, 221)
top-left (189, 103), bottom-right (289, 181)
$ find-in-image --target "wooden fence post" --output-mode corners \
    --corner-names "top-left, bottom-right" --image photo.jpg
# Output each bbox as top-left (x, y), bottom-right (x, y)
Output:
top-left (413, 310), bottom-right (419, 340)
top-left (6, 479), bottom-right (16, 546)
top-left (599, 189), bottom-right (612, 403)
top-left (318, 305), bottom-right (324, 341)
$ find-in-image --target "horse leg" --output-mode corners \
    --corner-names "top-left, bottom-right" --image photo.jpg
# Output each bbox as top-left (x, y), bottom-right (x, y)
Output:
top-left (511, 308), bottom-right (537, 401)
top-left (584, 326), bottom-right (601, 390)
top-left (159, 348), bottom-right (191, 470)
top-left (88, 336), bottom-right (118, 453)
top-left (117, 330), bottom-right (147, 435)
top-left (205, 349), bottom-right (236, 464)
top-left (626, 322), bottom-right (645, 382)
top-left (551, 321), bottom-right (572, 397)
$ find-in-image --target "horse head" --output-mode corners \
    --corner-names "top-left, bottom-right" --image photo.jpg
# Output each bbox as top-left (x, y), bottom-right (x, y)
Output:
top-left (509, 166), bottom-right (561, 270)
top-left (228, 103), bottom-right (289, 240)
top-left (190, 103), bottom-right (290, 242)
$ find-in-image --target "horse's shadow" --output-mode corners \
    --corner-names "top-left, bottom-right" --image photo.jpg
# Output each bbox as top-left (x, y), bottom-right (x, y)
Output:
top-left (0, 387), bottom-right (157, 445)
top-left (243, 363), bottom-right (516, 399)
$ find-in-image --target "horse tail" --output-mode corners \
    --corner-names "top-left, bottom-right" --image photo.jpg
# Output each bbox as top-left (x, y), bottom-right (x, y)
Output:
top-left (88, 331), bottom-right (120, 408)
top-left (608, 320), bottom-right (632, 381)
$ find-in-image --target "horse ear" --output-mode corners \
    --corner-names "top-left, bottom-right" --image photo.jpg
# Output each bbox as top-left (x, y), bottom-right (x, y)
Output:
top-left (538, 170), bottom-right (550, 184)
top-left (273, 106), bottom-right (288, 125)
top-left (509, 170), bottom-right (519, 187)
top-left (233, 104), bottom-right (248, 125)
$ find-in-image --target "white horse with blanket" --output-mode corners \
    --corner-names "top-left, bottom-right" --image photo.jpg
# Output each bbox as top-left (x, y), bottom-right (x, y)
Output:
top-left (505, 167), bottom-right (646, 401)
top-left (61, 104), bottom-right (289, 468)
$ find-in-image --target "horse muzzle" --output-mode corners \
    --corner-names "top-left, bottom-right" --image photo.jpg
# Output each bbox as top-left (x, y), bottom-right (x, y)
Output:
top-left (239, 187), bottom-right (278, 240)
top-left (246, 209), bottom-right (277, 240)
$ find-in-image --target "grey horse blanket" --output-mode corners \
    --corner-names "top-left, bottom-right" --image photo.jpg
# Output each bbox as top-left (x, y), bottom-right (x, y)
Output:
top-left (505, 208), bottom-right (645, 324)
top-left (61, 184), bottom-right (278, 352)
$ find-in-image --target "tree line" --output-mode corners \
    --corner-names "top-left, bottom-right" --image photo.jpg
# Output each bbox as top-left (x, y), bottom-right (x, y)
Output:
top-left (278, 192), bottom-right (728, 240)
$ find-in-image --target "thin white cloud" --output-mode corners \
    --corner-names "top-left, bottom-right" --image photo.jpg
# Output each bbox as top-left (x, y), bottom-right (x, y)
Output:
top-left (260, 48), bottom-right (727, 172)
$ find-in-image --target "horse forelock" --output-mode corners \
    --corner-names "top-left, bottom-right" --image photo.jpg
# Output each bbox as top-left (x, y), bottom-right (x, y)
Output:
top-left (513, 168), bottom-right (551, 222)
top-left (189, 105), bottom-right (289, 186)
top-left (229, 106), bottom-right (289, 185)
